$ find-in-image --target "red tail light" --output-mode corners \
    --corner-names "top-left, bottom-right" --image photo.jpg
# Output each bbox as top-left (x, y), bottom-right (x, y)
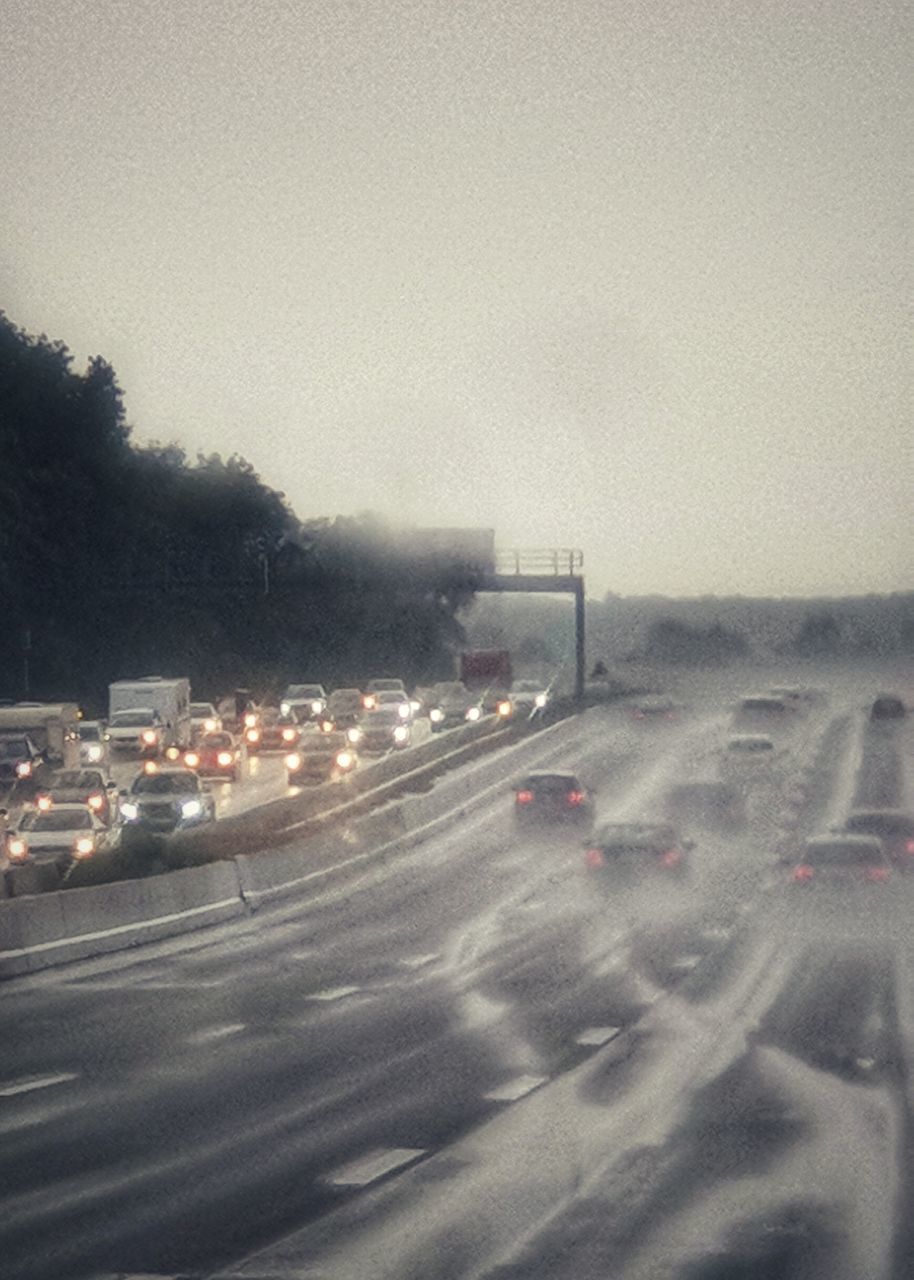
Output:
top-left (865, 866), bottom-right (890, 882)
top-left (905, 840), bottom-right (914, 855)
top-left (515, 790), bottom-right (533, 805)
top-left (566, 790), bottom-right (585, 806)
top-left (793, 865), bottom-right (814, 881)
top-left (585, 848), bottom-right (605, 868)
top-left (661, 849), bottom-right (681, 867)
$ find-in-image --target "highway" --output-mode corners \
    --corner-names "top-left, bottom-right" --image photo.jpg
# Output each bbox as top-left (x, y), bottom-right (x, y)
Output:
top-left (0, 663), bottom-right (912, 1280)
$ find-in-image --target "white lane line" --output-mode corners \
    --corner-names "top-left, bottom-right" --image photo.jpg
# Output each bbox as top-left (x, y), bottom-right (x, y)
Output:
top-left (307, 985), bottom-right (361, 1001)
top-left (324, 1146), bottom-right (427, 1187)
top-left (484, 1074), bottom-right (548, 1102)
top-left (186, 1023), bottom-right (246, 1045)
top-left (575, 1026), bottom-right (622, 1047)
top-left (0, 1072), bottom-right (79, 1098)
top-left (671, 954), bottom-right (703, 974)
top-left (398, 953), bottom-right (440, 970)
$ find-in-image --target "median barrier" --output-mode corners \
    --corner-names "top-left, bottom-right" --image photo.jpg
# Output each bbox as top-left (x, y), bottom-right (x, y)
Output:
top-left (0, 892), bottom-right (68, 976)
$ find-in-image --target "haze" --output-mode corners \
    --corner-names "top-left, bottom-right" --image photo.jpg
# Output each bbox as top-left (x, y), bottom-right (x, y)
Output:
top-left (4, 0), bottom-right (910, 598)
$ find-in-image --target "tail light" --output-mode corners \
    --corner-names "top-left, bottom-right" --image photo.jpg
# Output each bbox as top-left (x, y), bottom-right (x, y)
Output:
top-left (16, 761), bottom-right (32, 778)
top-left (865, 866), bottom-right (890, 882)
top-left (246, 729), bottom-right (260, 744)
top-left (496, 700), bottom-right (512, 717)
top-left (164, 745), bottom-right (181, 761)
top-left (141, 729), bottom-right (158, 745)
top-left (184, 752), bottom-right (200, 768)
top-left (661, 848), bottom-right (681, 867)
top-left (73, 836), bottom-right (95, 858)
top-left (143, 759), bottom-right (159, 773)
top-left (566, 790), bottom-right (586, 806)
top-left (282, 727), bottom-right (298, 741)
top-left (793, 865), bottom-right (814, 882)
top-left (516, 789), bottom-right (534, 805)
top-left (585, 848), bottom-right (605, 868)
top-left (285, 752), bottom-right (302, 771)
top-left (216, 751), bottom-right (234, 767)
top-left (36, 795), bottom-right (52, 811)
top-left (336, 751), bottom-right (354, 769)
top-left (87, 793), bottom-right (105, 811)
top-left (203, 718), bottom-right (217, 732)
top-left (363, 695), bottom-right (377, 710)
top-left (320, 720), bottom-right (334, 733)
top-left (905, 840), bottom-right (914, 856)
top-left (244, 713), bottom-right (258, 728)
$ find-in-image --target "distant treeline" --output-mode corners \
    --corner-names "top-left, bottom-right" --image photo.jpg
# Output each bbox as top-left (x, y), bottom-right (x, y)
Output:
top-left (464, 589), bottom-right (914, 669)
top-left (0, 313), bottom-right (476, 711)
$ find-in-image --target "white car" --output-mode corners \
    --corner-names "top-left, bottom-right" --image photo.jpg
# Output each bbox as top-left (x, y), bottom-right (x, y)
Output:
top-left (5, 804), bottom-right (112, 867)
top-left (119, 768), bottom-right (216, 834)
top-left (77, 720), bottom-right (110, 767)
top-left (373, 690), bottom-right (414, 722)
top-left (190, 702), bottom-right (222, 740)
top-left (509, 680), bottom-right (550, 714)
top-left (280, 684), bottom-right (328, 719)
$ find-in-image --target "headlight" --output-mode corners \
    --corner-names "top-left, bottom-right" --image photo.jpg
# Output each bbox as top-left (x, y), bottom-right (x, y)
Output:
top-left (87, 793), bottom-right (104, 811)
top-left (165, 745), bottom-right (181, 761)
top-left (7, 837), bottom-right (28, 861)
top-left (85, 744), bottom-right (103, 762)
top-left (36, 795), bottom-right (52, 811)
top-left (336, 751), bottom-right (353, 769)
top-left (141, 729), bottom-right (158, 745)
top-left (282, 727), bottom-right (298, 741)
top-left (496, 700), bottom-right (512, 717)
top-left (410, 700), bottom-right (421, 714)
top-left (143, 760), bottom-right (159, 774)
top-left (181, 799), bottom-right (203, 819)
top-left (347, 727), bottom-right (363, 743)
top-left (203, 718), bottom-right (217, 732)
top-left (280, 702), bottom-right (291, 716)
top-left (217, 751), bottom-right (234, 767)
top-left (184, 752), bottom-right (200, 768)
top-left (397, 704), bottom-right (410, 719)
top-left (393, 725), bottom-right (409, 743)
top-left (363, 694), bottom-right (377, 710)
top-left (320, 720), bottom-right (334, 733)
top-left (244, 713), bottom-right (258, 729)
top-left (73, 836), bottom-right (95, 857)
top-left (120, 801), bottom-right (139, 820)
top-left (466, 706), bottom-right (481, 721)
top-left (285, 752), bottom-right (302, 771)
top-left (534, 693), bottom-right (547, 708)
top-left (16, 761), bottom-right (32, 778)
top-left (311, 699), bottom-right (324, 714)
top-left (246, 729), bottom-right (260, 743)
top-left (430, 708), bottom-right (444, 723)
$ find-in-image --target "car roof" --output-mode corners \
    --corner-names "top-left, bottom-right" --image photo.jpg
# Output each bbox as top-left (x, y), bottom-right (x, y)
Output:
top-left (46, 770), bottom-right (105, 789)
top-left (804, 833), bottom-right (885, 853)
top-left (519, 772), bottom-right (580, 786)
top-left (845, 809), bottom-right (914, 832)
top-left (727, 734), bottom-right (774, 748)
top-left (592, 821), bottom-right (677, 843)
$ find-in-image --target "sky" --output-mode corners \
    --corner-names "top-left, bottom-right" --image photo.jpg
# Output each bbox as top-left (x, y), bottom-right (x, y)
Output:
top-left (3, 0), bottom-right (911, 599)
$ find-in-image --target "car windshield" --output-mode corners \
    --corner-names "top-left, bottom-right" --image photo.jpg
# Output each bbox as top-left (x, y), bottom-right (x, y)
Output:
top-left (522, 775), bottom-right (579, 793)
top-left (110, 711), bottom-right (154, 727)
top-left (47, 772), bottom-right (101, 791)
top-left (21, 810), bottom-right (92, 832)
top-left (78, 724), bottom-right (102, 741)
top-left (804, 840), bottom-right (884, 866)
top-left (0, 739), bottom-right (29, 758)
top-left (200, 733), bottom-right (233, 749)
top-left (131, 773), bottom-right (197, 795)
top-left (845, 812), bottom-right (914, 837)
top-left (190, 703), bottom-right (216, 717)
top-left (305, 733), bottom-right (349, 752)
top-left (436, 683), bottom-right (468, 698)
top-left (286, 685), bottom-right (324, 699)
top-left (596, 823), bottom-right (676, 848)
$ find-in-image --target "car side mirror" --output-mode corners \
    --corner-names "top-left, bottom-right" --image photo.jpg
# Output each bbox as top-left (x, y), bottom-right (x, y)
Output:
top-left (0, 808), bottom-right (7, 819)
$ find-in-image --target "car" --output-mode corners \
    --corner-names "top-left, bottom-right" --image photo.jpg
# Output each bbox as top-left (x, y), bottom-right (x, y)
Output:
top-left (513, 772), bottom-right (592, 824)
top-left (731, 695), bottom-right (790, 730)
top-left (325, 688), bottom-right (365, 730)
top-left (119, 768), bottom-right (216, 834)
top-left (869, 694), bottom-right (906, 721)
top-left (509, 680), bottom-right (550, 714)
top-left (627, 695), bottom-right (678, 721)
top-left (357, 707), bottom-right (411, 752)
top-left (280, 684), bottom-right (328, 720)
top-left (840, 810), bottom-right (914, 868)
top-left (34, 768), bottom-right (118, 825)
top-left (428, 681), bottom-right (483, 731)
top-left (244, 707), bottom-right (303, 753)
top-left (722, 734), bottom-right (776, 767)
top-left (107, 707), bottom-right (164, 757)
top-left (362, 678), bottom-right (407, 710)
top-left (372, 690), bottom-right (414, 721)
top-left (584, 821), bottom-right (693, 875)
top-left (5, 804), bottom-right (112, 868)
top-left (77, 719), bottom-right (110, 767)
top-left (768, 686), bottom-right (820, 712)
top-left (664, 780), bottom-right (746, 829)
top-left (0, 735), bottom-right (50, 790)
top-left (790, 834), bottom-right (891, 885)
top-left (183, 731), bottom-right (245, 781)
top-left (286, 731), bottom-right (358, 784)
top-left (190, 702), bottom-right (222, 741)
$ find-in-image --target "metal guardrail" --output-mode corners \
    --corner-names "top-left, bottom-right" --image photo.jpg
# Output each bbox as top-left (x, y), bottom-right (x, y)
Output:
top-left (495, 549), bottom-right (583, 576)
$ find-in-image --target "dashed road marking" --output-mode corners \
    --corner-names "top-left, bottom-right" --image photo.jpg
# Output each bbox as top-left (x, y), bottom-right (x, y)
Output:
top-left (0, 1072), bottom-right (79, 1098)
top-left (307, 985), bottom-right (361, 1001)
top-left (484, 1074), bottom-right (548, 1102)
top-left (186, 1023), bottom-right (246, 1045)
top-left (324, 1146), bottom-right (427, 1187)
top-left (670, 954), bottom-right (703, 974)
top-left (398, 953), bottom-right (440, 970)
top-left (575, 1026), bottom-right (622, 1047)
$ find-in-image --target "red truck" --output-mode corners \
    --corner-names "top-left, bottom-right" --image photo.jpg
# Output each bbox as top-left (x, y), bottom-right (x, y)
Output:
top-left (458, 650), bottom-right (513, 713)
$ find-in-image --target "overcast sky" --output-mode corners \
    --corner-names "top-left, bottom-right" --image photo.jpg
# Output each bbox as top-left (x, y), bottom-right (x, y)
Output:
top-left (4, 0), bottom-right (910, 598)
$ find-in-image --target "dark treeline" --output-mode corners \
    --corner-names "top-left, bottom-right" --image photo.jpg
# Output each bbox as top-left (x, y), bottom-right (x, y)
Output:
top-left (0, 313), bottom-right (475, 711)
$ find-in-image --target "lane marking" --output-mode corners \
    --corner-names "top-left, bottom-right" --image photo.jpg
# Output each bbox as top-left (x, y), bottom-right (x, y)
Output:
top-left (398, 953), bottom-right (440, 970)
top-left (307, 985), bottom-right (361, 1001)
top-left (575, 1026), bottom-right (622, 1047)
top-left (324, 1146), bottom-right (427, 1187)
top-left (484, 1074), bottom-right (548, 1102)
top-left (670, 954), bottom-right (703, 974)
top-left (186, 1023), bottom-right (246, 1044)
top-left (0, 1072), bottom-right (79, 1098)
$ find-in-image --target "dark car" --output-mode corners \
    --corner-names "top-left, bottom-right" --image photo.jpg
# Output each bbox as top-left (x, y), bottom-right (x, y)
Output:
top-left (428, 681), bottom-right (482, 731)
top-left (584, 821), bottom-right (692, 875)
top-left (627, 696), bottom-right (678, 721)
top-left (840, 810), bottom-right (914, 868)
top-left (119, 768), bottom-right (215, 834)
top-left (34, 769), bottom-right (118, 825)
top-left (513, 773), bottom-right (592, 825)
top-left (183, 731), bottom-right (245, 781)
top-left (790, 834), bottom-right (891, 885)
top-left (286, 731), bottom-right (358, 784)
top-left (0, 735), bottom-right (48, 789)
top-left (870, 694), bottom-right (906, 721)
top-left (324, 689), bottom-right (365, 730)
top-left (244, 707), bottom-right (302, 753)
